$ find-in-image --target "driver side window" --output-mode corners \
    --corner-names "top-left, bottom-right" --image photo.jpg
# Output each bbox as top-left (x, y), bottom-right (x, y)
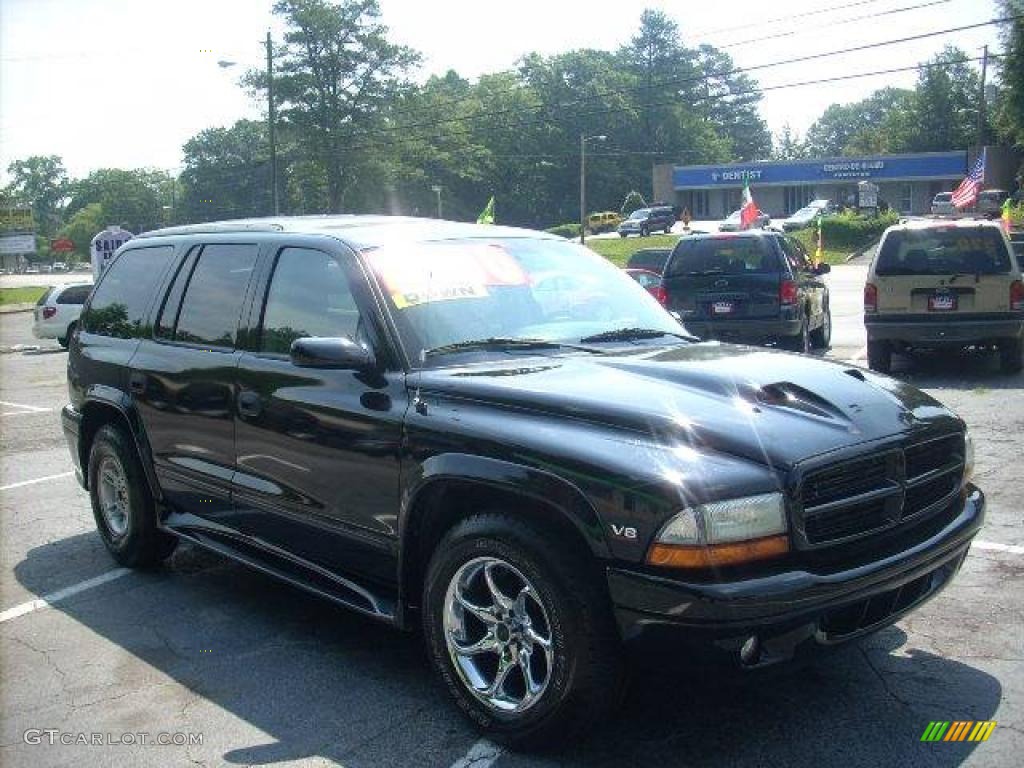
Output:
top-left (259, 248), bottom-right (364, 354)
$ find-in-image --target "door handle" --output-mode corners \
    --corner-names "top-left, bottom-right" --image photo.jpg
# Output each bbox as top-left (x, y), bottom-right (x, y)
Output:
top-left (237, 390), bottom-right (263, 418)
top-left (128, 372), bottom-right (146, 395)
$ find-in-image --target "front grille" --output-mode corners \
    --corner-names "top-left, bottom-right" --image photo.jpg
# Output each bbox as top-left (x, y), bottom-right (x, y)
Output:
top-left (799, 434), bottom-right (965, 547)
top-left (820, 572), bottom-right (934, 638)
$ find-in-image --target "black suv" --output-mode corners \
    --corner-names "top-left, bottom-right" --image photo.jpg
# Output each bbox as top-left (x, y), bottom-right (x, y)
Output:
top-left (663, 231), bottom-right (832, 352)
top-left (616, 206), bottom-right (675, 237)
top-left (63, 217), bottom-right (983, 746)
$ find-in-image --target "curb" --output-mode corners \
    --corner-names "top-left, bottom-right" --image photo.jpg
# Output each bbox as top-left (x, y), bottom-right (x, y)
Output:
top-left (0, 303), bottom-right (35, 314)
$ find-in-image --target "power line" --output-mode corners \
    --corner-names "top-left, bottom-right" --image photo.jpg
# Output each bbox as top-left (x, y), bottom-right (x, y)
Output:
top-left (688, 0), bottom-right (890, 38)
top-left (359, 15), bottom-right (1018, 142)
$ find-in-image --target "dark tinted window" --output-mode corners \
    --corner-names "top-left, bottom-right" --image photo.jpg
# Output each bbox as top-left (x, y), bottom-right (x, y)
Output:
top-left (56, 285), bottom-right (92, 304)
top-left (260, 248), bottom-right (361, 354)
top-left (876, 228), bottom-right (1012, 276)
top-left (174, 244), bottom-right (257, 348)
top-left (156, 249), bottom-right (198, 340)
top-left (82, 246), bottom-right (175, 338)
top-left (667, 236), bottom-right (780, 276)
top-left (626, 248), bottom-right (671, 273)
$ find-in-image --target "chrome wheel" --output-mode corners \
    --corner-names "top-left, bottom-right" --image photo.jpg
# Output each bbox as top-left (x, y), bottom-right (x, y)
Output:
top-left (443, 556), bottom-right (554, 714)
top-left (97, 455), bottom-right (129, 538)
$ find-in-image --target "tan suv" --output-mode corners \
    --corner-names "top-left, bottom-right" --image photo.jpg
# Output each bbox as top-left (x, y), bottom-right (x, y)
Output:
top-left (864, 220), bottom-right (1023, 374)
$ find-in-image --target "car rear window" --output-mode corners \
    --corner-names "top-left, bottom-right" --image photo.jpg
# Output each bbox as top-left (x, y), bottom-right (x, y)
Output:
top-left (56, 284), bottom-right (92, 304)
top-left (875, 228), bottom-right (1012, 276)
top-left (666, 237), bottom-right (780, 276)
top-left (626, 249), bottom-right (671, 273)
top-left (933, 193), bottom-right (952, 202)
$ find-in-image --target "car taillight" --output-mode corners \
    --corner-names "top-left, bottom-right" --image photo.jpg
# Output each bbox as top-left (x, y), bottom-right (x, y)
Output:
top-left (1011, 281), bottom-right (1024, 311)
top-left (864, 283), bottom-right (878, 313)
top-left (42, 306), bottom-right (57, 319)
top-left (652, 285), bottom-right (667, 306)
top-left (779, 279), bottom-right (798, 305)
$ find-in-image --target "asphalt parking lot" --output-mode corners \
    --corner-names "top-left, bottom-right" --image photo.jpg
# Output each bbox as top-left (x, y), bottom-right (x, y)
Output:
top-left (2, 266), bottom-right (1022, 767)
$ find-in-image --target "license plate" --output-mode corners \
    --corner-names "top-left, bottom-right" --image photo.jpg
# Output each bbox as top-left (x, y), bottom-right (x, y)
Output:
top-left (928, 292), bottom-right (956, 311)
top-left (712, 301), bottom-right (734, 315)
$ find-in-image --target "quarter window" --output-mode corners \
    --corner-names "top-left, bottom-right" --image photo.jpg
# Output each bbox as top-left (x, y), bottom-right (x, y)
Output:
top-left (259, 248), bottom-right (362, 354)
top-left (173, 244), bottom-right (258, 348)
top-left (82, 246), bottom-right (175, 338)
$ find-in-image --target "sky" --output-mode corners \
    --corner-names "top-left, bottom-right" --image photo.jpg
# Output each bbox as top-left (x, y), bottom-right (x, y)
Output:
top-left (0, 0), bottom-right (1007, 182)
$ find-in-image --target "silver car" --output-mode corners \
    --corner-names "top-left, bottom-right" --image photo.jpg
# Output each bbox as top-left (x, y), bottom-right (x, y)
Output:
top-left (32, 282), bottom-right (93, 348)
top-left (931, 192), bottom-right (955, 215)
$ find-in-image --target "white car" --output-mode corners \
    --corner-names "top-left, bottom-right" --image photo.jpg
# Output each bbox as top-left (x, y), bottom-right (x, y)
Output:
top-left (32, 282), bottom-right (93, 347)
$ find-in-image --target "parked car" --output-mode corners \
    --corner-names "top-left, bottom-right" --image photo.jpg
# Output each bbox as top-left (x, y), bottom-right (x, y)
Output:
top-left (64, 216), bottom-right (983, 746)
top-left (931, 192), bottom-right (955, 215)
top-left (780, 202), bottom-right (832, 232)
top-left (662, 230), bottom-right (831, 352)
top-left (586, 211), bottom-right (621, 233)
top-left (52, 260), bottom-right (67, 272)
top-left (625, 246), bottom-right (673, 274)
top-left (976, 189), bottom-right (1009, 218)
top-left (719, 208), bottom-right (770, 232)
top-left (624, 267), bottom-right (666, 305)
top-left (864, 220), bottom-right (1023, 374)
top-left (617, 206), bottom-right (675, 237)
top-left (1010, 230), bottom-right (1023, 260)
top-left (32, 282), bottom-right (93, 347)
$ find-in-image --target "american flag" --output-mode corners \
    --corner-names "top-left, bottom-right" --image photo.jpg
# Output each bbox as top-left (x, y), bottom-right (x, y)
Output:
top-left (951, 152), bottom-right (985, 209)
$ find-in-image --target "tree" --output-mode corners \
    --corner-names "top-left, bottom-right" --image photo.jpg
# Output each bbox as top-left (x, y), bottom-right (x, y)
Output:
top-left (995, 2), bottom-right (1024, 160)
top-left (772, 123), bottom-right (807, 160)
top-left (695, 45), bottom-right (772, 161)
top-left (804, 88), bottom-right (911, 156)
top-left (59, 202), bottom-right (106, 259)
top-left (66, 168), bottom-right (173, 233)
top-left (3, 155), bottom-right (69, 237)
top-left (179, 120), bottom-right (273, 222)
top-left (896, 46), bottom-right (983, 152)
top-left (249, 0), bottom-right (420, 212)
top-left (620, 190), bottom-right (647, 216)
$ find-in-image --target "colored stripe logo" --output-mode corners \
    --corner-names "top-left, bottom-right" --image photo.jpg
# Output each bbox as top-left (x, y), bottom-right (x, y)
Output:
top-left (921, 721), bottom-right (996, 742)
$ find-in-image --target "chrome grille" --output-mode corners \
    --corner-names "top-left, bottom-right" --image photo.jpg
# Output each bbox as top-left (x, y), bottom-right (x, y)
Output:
top-left (799, 434), bottom-right (964, 547)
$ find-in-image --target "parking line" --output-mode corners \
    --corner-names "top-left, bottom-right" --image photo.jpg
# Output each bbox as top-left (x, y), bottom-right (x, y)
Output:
top-left (0, 400), bottom-right (51, 413)
top-left (974, 540), bottom-right (1024, 556)
top-left (1, 408), bottom-right (56, 417)
top-left (0, 471), bottom-right (75, 492)
top-left (449, 739), bottom-right (502, 768)
top-left (0, 568), bottom-right (131, 624)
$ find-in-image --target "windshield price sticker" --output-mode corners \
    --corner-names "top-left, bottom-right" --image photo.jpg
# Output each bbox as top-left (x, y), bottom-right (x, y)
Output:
top-left (367, 243), bottom-right (528, 308)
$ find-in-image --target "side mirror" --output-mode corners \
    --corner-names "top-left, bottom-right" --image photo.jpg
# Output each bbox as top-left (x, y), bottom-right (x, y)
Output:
top-left (290, 336), bottom-right (374, 370)
top-left (814, 263), bottom-right (831, 275)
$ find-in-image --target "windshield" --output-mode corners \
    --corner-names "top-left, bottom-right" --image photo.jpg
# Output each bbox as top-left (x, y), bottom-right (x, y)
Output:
top-left (628, 209), bottom-right (650, 220)
top-left (725, 210), bottom-right (741, 221)
top-left (791, 207), bottom-right (817, 219)
top-left (364, 238), bottom-right (681, 364)
top-left (666, 237), bottom-right (780, 276)
top-left (934, 193), bottom-right (952, 202)
top-left (875, 227), bottom-right (1013, 276)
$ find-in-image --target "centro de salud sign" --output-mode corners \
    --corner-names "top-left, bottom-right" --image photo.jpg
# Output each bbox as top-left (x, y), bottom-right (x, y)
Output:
top-left (673, 151), bottom-right (967, 189)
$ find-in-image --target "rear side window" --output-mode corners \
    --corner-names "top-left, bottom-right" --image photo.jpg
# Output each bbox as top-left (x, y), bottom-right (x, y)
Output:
top-left (56, 285), bottom-right (92, 304)
top-left (82, 246), bottom-right (175, 338)
top-left (172, 244), bottom-right (258, 348)
top-left (259, 248), bottom-right (361, 354)
top-left (155, 249), bottom-right (199, 340)
top-left (876, 228), bottom-right (1012, 276)
top-left (667, 237), bottom-right (780, 277)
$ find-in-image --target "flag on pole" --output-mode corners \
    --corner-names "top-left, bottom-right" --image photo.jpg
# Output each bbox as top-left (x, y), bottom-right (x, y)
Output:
top-left (815, 213), bottom-right (824, 263)
top-left (951, 151), bottom-right (986, 209)
top-left (1001, 197), bottom-right (1013, 233)
top-left (477, 196), bottom-right (495, 225)
top-left (739, 179), bottom-right (761, 230)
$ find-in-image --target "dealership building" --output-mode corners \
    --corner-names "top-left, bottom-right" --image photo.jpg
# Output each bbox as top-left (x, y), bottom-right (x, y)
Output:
top-left (652, 146), bottom-right (1020, 219)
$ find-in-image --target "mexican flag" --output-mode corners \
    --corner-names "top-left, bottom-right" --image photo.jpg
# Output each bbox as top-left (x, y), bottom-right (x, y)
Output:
top-left (739, 179), bottom-right (761, 230)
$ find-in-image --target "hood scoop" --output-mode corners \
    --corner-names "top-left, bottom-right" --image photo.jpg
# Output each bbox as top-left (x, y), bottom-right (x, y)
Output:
top-left (754, 381), bottom-right (845, 421)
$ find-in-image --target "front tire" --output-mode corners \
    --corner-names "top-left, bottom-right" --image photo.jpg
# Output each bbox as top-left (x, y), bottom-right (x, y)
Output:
top-left (810, 305), bottom-right (831, 349)
top-left (422, 513), bottom-right (625, 748)
top-left (88, 424), bottom-right (177, 568)
top-left (867, 338), bottom-right (892, 373)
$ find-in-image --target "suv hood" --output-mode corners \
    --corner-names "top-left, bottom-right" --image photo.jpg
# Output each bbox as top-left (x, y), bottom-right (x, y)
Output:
top-left (417, 343), bottom-right (960, 470)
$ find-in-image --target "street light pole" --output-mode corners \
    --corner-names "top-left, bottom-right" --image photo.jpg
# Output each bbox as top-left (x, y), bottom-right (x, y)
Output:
top-left (431, 185), bottom-right (443, 218)
top-left (579, 134), bottom-right (606, 245)
top-left (266, 30), bottom-right (279, 216)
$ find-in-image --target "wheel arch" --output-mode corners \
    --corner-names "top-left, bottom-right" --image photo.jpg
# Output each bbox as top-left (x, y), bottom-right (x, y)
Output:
top-left (79, 395), bottom-right (161, 499)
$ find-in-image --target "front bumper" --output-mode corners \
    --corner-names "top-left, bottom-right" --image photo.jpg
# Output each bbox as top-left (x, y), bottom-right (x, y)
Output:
top-left (683, 317), bottom-right (802, 342)
top-left (608, 486), bottom-right (984, 667)
top-left (61, 404), bottom-right (87, 489)
top-left (866, 313), bottom-right (1024, 345)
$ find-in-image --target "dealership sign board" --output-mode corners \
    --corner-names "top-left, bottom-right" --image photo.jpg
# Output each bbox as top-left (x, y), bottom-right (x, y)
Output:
top-left (90, 226), bottom-right (134, 280)
top-left (672, 151), bottom-right (968, 189)
top-left (0, 233), bottom-right (37, 254)
top-left (0, 208), bottom-right (35, 233)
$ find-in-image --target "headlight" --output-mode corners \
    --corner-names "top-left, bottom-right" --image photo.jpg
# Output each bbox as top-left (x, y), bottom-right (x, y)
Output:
top-left (963, 428), bottom-right (974, 487)
top-left (648, 492), bottom-right (789, 569)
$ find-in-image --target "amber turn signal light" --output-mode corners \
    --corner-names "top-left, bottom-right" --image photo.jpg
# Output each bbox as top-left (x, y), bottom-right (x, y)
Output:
top-left (647, 534), bottom-right (789, 569)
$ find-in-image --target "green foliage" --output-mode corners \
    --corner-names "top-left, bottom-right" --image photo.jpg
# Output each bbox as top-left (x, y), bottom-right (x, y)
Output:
top-left (0, 286), bottom-right (48, 306)
top-left (994, 3), bottom-right (1024, 182)
top-left (545, 223), bottom-right (581, 239)
top-left (620, 190), bottom-right (647, 216)
top-left (792, 211), bottom-right (899, 263)
top-left (586, 233), bottom-right (679, 267)
top-left (2, 155), bottom-right (69, 237)
top-left (66, 168), bottom-right (173, 233)
top-left (59, 202), bottom-right (107, 257)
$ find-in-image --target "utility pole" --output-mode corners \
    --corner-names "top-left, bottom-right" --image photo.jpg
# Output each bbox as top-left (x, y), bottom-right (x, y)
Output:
top-left (579, 134), bottom-right (586, 245)
top-left (267, 30), bottom-right (279, 216)
top-left (976, 45), bottom-right (988, 151)
top-left (431, 185), bottom-right (443, 218)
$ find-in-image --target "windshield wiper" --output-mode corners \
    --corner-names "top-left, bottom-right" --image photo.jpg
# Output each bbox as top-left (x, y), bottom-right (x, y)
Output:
top-left (579, 327), bottom-right (698, 343)
top-left (422, 337), bottom-right (603, 358)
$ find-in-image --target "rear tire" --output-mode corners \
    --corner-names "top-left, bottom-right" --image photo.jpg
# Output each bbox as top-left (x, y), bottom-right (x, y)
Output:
top-left (640, 225), bottom-right (649, 237)
top-left (999, 338), bottom-right (1023, 374)
top-left (810, 306), bottom-right (831, 349)
top-left (88, 424), bottom-right (177, 568)
top-left (867, 339), bottom-right (892, 373)
top-left (422, 512), bottom-right (625, 748)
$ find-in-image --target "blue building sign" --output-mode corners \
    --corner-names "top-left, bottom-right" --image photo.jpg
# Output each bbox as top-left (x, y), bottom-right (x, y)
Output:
top-left (672, 151), bottom-right (967, 188)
